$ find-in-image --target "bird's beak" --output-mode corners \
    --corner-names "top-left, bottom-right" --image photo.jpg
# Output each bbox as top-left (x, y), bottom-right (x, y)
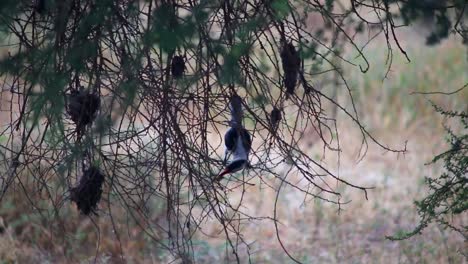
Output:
top-left (216, 168), bottom-right (230, 181)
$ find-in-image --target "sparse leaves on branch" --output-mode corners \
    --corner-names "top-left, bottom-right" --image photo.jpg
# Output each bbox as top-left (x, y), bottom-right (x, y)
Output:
top-left (387, 105), bottom-right (467, 241)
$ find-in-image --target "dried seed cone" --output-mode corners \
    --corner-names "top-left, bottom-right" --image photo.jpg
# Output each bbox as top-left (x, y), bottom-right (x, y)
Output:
top-left (70, 167), bottom-right (105, 215)
top-left (67, 90), bottom-right (100, 127)
top-left (270, 107), bottom-right (282, 130)
top-left (67, 90), bottom-right (100, 141)
top-left (171, 55), bottom-right (185, 78)
top-left (280, 43), bottom-right (300, 96)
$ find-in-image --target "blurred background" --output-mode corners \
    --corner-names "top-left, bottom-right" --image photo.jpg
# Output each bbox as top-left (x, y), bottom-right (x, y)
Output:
top-left (0, 2), bottom-right (467, 263)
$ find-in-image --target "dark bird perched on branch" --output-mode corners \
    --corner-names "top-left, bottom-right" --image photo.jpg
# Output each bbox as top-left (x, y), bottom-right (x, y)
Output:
top-left (217, 95), bottom-right (252, 181)
top-left (67, 88), bottom-right (100, 141)
top-left (171, 55), bottom-right (185, 78)
top-left (280, 42), bottom-right (300, 97)
top-left (70, 166), bottom-right (105, 215)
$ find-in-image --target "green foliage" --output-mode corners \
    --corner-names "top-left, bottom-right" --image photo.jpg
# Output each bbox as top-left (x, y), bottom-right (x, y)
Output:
top-left (271, 0), bottom-right (291, 20)
top-left (325, 0), bottom-right (335, 11)
top-left (0, 0), bottom-right (19, 34)
top-left (387, 105), bottom-right (467, 241)
top-left (426, 10), bottom-right (452, 45)
top-left (236, 16), bottom-right (268, 40)
top-left (220, 42), bottom-right (251, 85)
top-left (149, 3), bottom-right (195, 52)
top-left (0, 0), bottom-right (465, 262)
top-left (387, 0), bottom-right (465, 45)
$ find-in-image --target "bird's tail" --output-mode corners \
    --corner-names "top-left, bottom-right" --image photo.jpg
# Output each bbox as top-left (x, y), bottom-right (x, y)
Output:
top-left (229, 94), bottom-right (243, 128)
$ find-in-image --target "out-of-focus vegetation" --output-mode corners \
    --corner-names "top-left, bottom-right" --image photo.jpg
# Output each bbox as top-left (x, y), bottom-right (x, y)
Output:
top-left (0, 33), bottom-right (466, 262)
top-left (0, 0), bottom-right (466, 263)
top-left (387, 104), bottom-right (467, 242)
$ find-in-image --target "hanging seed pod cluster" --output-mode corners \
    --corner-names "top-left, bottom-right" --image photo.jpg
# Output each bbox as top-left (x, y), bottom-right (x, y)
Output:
top-left (171, 55), bottom-right (185, 78)
top-left (70, 166), bottom-right (105, 215)
top-left (67, 88), bottom-right (104, 215)
top-left (67, 89), bottom-right (100, 140)
top-left (67, 89), bottom-right (100, 129)
top-left (280, 42), bottom-right (300, 96)
top-left (269, 107), bottom-right (282, 131)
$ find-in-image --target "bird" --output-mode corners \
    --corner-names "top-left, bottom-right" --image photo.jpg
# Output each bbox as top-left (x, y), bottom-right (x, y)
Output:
top-left (217, 95), bottom-right (252, 181)
top-left (223, 127), bottom-right (251, 164)
top-left (218, 127), bottom-right (251, 181)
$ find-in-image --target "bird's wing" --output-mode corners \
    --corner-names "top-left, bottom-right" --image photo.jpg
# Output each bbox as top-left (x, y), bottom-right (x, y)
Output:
top-left (224, 127), bottom-right (238, 151)
top-left (240, 128), bottom-right (252, 153)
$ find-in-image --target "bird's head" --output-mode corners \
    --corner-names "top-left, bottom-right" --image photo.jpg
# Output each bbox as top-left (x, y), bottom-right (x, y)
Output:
top-left (217, 159), bottom-right (247, 181)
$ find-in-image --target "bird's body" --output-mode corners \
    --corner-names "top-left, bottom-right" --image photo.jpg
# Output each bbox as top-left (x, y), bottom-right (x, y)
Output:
top-left (217, 95), bottom-right (252, 181)
top-left (223, 127), bottom-right (251, 161)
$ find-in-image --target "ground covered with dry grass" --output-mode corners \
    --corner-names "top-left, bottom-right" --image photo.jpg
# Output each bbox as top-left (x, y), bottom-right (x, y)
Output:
top-left (190, 34), bottom-right (467, 263)
top-left (0, 33), bottom-right (466, 263)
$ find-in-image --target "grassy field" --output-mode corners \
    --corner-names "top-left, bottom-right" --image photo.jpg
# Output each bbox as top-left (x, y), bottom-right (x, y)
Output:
top-left (0, 30), bottom-right (467, 263)
top-left (188, 34), bottom-right (467, 263)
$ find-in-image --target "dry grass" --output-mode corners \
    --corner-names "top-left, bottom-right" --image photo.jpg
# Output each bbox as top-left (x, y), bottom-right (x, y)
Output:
top-left (0, 31), bottom-right (467, 263)
top-left (187, 33), bottom-right (467, 263)
top-left (0, 184), bottom-right (171, 263)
